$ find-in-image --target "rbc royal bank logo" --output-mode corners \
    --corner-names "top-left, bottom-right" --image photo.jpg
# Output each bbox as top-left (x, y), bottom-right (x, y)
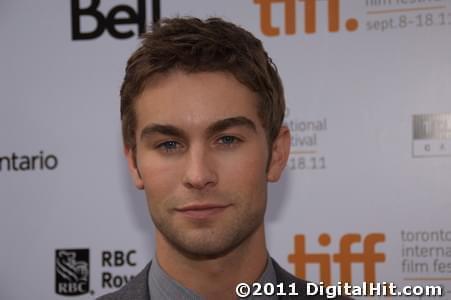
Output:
top-left (289, 233), bottom-right (386, 285)
top-left (55, 249), bottom-right (90, 296)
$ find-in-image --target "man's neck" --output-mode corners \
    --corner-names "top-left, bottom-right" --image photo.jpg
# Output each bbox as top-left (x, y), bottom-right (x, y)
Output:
top-left (155, 225), bottom-right (268, 300)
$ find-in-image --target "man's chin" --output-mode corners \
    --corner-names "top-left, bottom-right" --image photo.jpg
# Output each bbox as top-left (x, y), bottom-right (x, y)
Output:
top-left (162, 228), bottom-right (248, 260)
top-left (154, 209), bottom-right (264, 260)
top-left (172, 243), bottom-right (240, 260)
top-left (172, 236), bottom-right (237, 259)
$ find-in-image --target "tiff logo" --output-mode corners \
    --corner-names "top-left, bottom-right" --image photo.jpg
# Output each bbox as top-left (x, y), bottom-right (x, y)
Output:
top-left (254, 0), bottom-right (359, 36)
top-left (288, 233), bottom-right (385, 285)
top-left (71, 0), bottom-right (161, 40)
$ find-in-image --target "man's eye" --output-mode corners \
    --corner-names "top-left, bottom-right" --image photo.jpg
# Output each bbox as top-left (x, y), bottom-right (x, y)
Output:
top-left (156, 141), bottom-right (181, 152)
top-left (218, 136), bottom-right (240, 146)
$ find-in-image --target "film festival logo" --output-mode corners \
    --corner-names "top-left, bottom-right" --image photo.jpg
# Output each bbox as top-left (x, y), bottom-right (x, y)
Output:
top-left (71, 0), bottom-right (161, 40)
top-left (253, 0), bottom-right (359, 36)
top-left (55, 249), bottom-right (90, 296)
top-left (289, 233), bottom-right (386, 285)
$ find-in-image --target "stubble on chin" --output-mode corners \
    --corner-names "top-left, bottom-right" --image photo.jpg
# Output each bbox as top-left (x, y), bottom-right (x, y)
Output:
top-left (149, 193), bottom-right (265, 260)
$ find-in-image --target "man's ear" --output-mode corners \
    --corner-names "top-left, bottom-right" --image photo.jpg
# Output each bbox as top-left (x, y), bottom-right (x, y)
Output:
top-left (125, 146), bottom-right (144, 189)
top-left (267, 126), bottom-right (291, 182)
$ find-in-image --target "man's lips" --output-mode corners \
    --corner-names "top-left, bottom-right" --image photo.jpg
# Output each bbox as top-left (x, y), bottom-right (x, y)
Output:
top-left (175, 203), bottom-right (231, 219)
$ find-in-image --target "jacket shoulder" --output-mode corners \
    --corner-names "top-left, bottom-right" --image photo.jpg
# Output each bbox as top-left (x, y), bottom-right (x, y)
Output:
top-left (96, 262), bottom-right (151, 300)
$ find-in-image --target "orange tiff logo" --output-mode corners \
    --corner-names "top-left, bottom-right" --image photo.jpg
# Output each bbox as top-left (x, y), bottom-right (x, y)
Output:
top-left (254, 0), bottom-right (359, 36)
top-left (288, 233), bottom-right (385, 285)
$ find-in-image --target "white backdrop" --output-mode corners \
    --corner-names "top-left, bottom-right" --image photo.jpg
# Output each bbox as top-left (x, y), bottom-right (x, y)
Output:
top-left (1, 0), bottom-right (450, 299)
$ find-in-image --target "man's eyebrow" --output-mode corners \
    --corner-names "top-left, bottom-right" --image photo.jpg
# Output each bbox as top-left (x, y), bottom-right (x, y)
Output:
top-left (140, 124), bottom-right (187, 141)
top-left (140, 116), bottom-right (257, 141)
top-left (206, 116), bottom-right (257, 137)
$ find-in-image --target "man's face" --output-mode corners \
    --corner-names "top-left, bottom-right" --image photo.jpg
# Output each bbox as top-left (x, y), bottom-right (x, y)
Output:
top-left (126, 70), bottom-right (288, 258)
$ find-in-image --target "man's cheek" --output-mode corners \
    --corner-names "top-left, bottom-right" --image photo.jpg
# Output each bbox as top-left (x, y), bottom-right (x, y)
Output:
top-left (231, 160), bottom-right (267, 181)
top-left (143, 163), bottom-right (179, 186)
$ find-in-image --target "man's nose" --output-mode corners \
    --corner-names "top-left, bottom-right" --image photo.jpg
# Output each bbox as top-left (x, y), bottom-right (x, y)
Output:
top-left (182, 145), bottom-right (218, 190)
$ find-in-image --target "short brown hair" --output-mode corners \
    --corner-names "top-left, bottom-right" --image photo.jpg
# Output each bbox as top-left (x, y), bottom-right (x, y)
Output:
top-left (120, 17), bottom-right (285, 153)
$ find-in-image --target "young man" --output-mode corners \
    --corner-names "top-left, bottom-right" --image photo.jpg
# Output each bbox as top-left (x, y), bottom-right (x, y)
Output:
top-left (99, 17), bottom-right (351, 300)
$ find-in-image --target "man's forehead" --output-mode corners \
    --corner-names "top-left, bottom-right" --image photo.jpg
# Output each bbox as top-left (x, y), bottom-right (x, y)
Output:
top-left (134, 70), bottom-right (262, 128)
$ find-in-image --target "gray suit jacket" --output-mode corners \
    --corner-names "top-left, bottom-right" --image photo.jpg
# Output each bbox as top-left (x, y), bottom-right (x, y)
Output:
top-left (97, 259), bottom-right (353, 299)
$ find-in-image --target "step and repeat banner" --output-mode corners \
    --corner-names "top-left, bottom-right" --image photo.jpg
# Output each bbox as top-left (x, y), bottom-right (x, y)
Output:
top-left (1, 0), bottom-right (450, 299)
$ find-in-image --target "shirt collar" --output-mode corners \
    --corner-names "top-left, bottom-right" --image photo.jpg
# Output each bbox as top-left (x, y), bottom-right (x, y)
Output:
top-left (148, 256), bottom-right (277, 299)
